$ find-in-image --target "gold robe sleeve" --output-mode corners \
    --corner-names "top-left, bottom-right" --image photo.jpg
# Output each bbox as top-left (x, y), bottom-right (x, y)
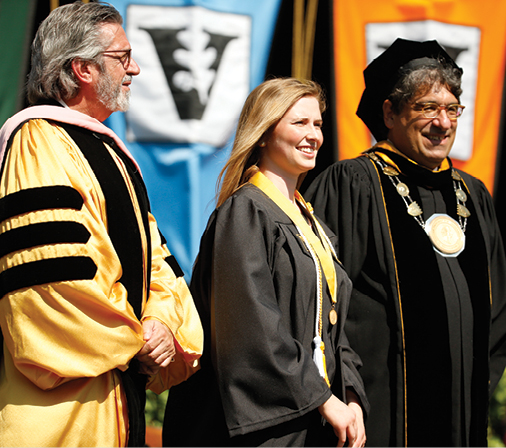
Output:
top-left (144, 212), bottom-right (203, 392)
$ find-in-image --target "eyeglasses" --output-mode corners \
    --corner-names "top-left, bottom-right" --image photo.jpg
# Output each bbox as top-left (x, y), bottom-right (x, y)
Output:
top-left (411, 102), bottom-right (465, 121)
top-left (99, 49), bottom-right (132, 69)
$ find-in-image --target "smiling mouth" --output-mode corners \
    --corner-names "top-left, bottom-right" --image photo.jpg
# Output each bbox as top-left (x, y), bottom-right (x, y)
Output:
top-left (297, 146), bottom-right (316, 155)
top-left (424, 134), bottom-right (447, 145)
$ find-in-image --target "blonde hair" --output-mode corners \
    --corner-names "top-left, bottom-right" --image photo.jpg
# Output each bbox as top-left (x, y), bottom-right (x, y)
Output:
top-left (216, 77), bottom-right (325, 207)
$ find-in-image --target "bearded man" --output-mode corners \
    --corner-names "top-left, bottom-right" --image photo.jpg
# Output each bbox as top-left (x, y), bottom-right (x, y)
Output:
top-left (0, 2), bottom-right (203, 446)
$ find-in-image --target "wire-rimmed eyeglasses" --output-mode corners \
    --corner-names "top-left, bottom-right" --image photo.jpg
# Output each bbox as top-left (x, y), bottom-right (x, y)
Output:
top-left (99, 49), bottom-right (132, 69)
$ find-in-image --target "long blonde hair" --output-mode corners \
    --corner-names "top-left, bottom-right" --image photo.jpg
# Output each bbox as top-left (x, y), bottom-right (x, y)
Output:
top-left (216, 77), bottom-right (326, 207)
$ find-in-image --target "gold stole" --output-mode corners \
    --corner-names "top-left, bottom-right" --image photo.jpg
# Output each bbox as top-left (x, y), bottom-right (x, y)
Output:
top-left (249, 171), bottom-right (338, 386)
top-left (372, 140), bottom-right (451, 171)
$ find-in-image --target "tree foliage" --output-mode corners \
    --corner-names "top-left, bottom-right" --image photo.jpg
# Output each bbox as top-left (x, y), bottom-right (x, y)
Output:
top-left (490, 371), bottom-right (506, 447)
top-left (146, 390), bottom-right (168, 428)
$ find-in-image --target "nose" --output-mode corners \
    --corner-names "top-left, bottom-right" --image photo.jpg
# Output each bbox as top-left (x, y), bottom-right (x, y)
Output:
top-left (307, 125), bottom-right (323, 147)
top-left (433, 109), bottom-right (453, 129)
top-left (127, 56), bottom-right (141, 76)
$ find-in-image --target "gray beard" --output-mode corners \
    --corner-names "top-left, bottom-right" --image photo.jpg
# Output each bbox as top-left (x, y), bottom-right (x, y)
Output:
top-left (96, 71), bottom-right (130, 113)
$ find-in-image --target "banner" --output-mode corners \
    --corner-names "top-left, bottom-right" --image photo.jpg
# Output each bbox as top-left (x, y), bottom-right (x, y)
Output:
top-left (107, 0), bottom-right (282, 276)
top-left (0, 0), bottom-right (35, 127)
top-left (333, 0), bottom-right (506, 194)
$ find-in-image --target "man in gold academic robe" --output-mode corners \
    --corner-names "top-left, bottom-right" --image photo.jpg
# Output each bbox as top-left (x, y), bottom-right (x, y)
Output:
top-left (0, 2), bottom-right (202, 446)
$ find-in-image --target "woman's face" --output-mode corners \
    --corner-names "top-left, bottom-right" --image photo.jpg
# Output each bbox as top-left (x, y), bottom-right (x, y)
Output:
top-left (260, 95), bottom-right (323, 182)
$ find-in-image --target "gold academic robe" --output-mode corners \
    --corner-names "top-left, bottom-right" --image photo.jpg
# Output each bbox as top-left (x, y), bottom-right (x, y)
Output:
top-left (0, 117), bottom-right (203, 447)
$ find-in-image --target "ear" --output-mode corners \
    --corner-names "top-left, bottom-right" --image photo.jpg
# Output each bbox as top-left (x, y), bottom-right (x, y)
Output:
top-left (382, 99), bottom-right (395, 130)
top-left (71, 58), bottom-right (95, 86)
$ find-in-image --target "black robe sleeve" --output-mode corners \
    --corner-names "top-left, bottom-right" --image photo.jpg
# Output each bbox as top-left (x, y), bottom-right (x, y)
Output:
top-left (465, 176), bottom-right (506, 393)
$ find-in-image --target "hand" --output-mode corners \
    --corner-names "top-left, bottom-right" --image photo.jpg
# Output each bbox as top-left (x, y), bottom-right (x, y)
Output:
top-left (346, 390), bottom-right (366, 447)
top-left (318, 394), bottom-right (361, 447)
top-left (135, 319), bottom-right (176, 376)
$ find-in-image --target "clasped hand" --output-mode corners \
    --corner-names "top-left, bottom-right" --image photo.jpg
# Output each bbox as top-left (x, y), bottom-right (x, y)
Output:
top-left (135, 319), bottom-right (176, 376)
top-left (318, 393), bottom-right (366, 447)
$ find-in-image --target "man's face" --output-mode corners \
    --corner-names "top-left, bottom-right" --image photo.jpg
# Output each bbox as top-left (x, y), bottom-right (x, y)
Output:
top-left (95, 23), bottom-right (140, 115)
top-left (383, 83), bottom-right (459, 170)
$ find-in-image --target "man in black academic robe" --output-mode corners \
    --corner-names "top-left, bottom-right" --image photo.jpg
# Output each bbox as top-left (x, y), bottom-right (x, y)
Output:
top-left (305, 38), bottom-right (506, 447)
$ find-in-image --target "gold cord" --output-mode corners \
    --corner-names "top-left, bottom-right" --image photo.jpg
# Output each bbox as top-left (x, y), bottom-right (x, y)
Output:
top-left (292, 0), bottom-right (319, 80)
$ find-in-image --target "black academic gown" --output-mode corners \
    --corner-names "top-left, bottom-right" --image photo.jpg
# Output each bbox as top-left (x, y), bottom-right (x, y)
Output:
top-left (163, 183), bottom-right (368, 447)
top-left (305, 147), bottom-right (506, 447)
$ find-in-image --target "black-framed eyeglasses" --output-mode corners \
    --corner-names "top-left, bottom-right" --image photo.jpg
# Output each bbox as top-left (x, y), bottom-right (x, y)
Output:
top-left (411, 102), bottom-right (465, 121)
top-left (99, 49), bottom-right (132, 69)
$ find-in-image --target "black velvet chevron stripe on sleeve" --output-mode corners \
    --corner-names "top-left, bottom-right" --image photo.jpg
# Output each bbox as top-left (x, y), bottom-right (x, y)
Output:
top-left (0, 185), bottom-right (97, 298)
top-left (0, 186), bottom-right (84, 223)
top-left (0, 221), bottom-right (91, 259)
top-left (165, 255), bottom-right (184, 278)
top-left (0, 257), bottom-right (97, 299)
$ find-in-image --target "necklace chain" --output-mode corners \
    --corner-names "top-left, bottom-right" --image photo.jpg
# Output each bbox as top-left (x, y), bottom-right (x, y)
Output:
top-left (367, 152), bottom-right (470, 232)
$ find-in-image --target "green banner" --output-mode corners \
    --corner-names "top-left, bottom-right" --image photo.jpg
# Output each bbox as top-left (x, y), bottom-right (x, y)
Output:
top-left (0, 0), bottom-right (35, 127)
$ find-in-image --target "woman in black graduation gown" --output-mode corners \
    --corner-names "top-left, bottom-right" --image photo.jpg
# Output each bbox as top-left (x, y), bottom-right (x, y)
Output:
top-left (163, 78), bottom-right (369, 447)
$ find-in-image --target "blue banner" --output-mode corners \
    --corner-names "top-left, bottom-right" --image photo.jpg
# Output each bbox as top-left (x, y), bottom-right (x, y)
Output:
top-left (106, 0), bottom-right (282, 277)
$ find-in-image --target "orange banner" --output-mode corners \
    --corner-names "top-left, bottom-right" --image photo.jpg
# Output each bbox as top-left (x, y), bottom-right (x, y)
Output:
top-left (333, 0), bottom-right (506, 194)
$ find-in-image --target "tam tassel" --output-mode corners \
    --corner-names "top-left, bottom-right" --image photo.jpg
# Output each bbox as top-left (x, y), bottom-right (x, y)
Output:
top-left (313, 336), bottom-right (330, 386)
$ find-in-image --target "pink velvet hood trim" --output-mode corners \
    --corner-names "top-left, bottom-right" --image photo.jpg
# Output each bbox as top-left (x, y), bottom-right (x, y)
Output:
top-left (0, 105), bottom-right (141, 174)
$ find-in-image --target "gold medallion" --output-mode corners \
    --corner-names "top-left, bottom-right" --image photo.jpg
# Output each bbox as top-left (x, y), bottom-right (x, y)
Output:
top-left (329, 308), bottom-right (338, 326)
top-left (407, 201), bottom-right (423, 216)
top-left (455, 188), bottom-right (467, 202)
top-left (396, 182), bottom-right (409, 197)
top-left (368, 152), bottom-right (380, 162)
top-left (452, 170), bottom-right (463, 181)
top-left (425, 214), bottom-right (465, 256)
top-left (457, 204), bottom-right (471, 218)
top-left (383, 166), bottom-right (399, 176)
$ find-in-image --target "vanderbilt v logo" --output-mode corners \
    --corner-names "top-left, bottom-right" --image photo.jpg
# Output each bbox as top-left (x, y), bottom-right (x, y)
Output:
top-left (141, 27), bottom-right (237, 120)
top-left (125, 5), bottom-right (251, 147)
